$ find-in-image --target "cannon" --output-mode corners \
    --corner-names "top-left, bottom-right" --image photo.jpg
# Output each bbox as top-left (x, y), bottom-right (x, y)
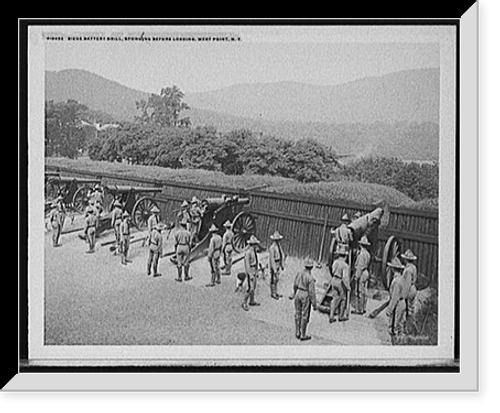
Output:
top-left (101, 184), bottom-right (163, 230)
top-left (44, 174), bottom-right (103, 214)
top-left (168, 194), bottom-right (256, 262)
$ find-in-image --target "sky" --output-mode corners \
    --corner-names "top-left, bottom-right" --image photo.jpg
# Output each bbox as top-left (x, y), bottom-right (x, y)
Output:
top-left (44, 26), bottom-right (442, 94)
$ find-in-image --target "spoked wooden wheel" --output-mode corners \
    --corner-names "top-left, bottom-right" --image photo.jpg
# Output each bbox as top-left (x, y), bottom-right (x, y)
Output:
top-left (231, 211), bottom-right (257, 253)
top-left (72, 185), bottom-right (93, 214)
top-left (132, 197), bottom-right (159, 230)
top-left (381, 235), bottom-right (401, 289)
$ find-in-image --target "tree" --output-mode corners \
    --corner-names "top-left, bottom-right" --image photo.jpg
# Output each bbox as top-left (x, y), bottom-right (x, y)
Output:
top-left (45, 100), bottom-right (92, 158)
top-left (136, 85), bottom-right (191, 128)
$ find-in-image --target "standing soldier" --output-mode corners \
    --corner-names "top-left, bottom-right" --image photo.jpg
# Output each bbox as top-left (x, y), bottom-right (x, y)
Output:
top-left (242, 235), bottom-right (261, 311)
top-left (401, 249), bottom-right (418, 335)
top-left (54, 195), bottom-right (66, 230)
top-left (289, 258), bottom-right (318, 341)
top-left (84, 206), bottom-right (98, 254)
top-left (352, 236), bottom-right (371, 315)
top-left (328, 245), bottom-right (351, 323)
top-left (386, 258), bottom-right (407, 338)
top-left (147, 223), bottom-right (164, 277)
top-left (110, 200), bottom-right (123, 255)
top-left (190, 196), bottom-right (202, 244)
top-left (120, 211), bottom-right (132, 265)
top-left (268, 230), bottom-right (285, 300)
top-left (177, 200), bottom-right (192, 233)
top-left (328, 214), bottom-right (353, 272)
top-left (206, 224), bottom-right (223, 287)
top-left (221, 220), bottom-right (234, 276)
top-left (174, 220), bottom-right (192, 282)
top-left (90, 185), bottom-right (104, 217)
top-left (49, 206), bottom-right (63, 247)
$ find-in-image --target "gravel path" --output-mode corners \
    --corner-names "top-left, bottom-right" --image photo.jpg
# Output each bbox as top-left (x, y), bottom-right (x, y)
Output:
top-left (44, 216), bottom-right (390, 346)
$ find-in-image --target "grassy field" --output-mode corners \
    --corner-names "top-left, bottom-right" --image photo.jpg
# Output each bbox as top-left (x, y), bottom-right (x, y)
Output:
top-left (46, 157), bottom-right (435, 209)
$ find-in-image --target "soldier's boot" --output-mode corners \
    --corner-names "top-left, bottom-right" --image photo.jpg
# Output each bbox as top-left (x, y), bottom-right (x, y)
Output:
top-left (339, 299), bottom-right (349, 321)
top-left (242, 293), bottom-right (250, 311)
top-left (184, 265), bottom-right (192, 281)
top-left (175, 267), bottom-right (183, 282)
top-left (294, 316), bottom-right (301, 339)
top-left (329, 297), bottom-right (340, 323)
top-left (299, 319), bottom-right (312, 341)
top-left (270, 283), bottom-right (278, 299)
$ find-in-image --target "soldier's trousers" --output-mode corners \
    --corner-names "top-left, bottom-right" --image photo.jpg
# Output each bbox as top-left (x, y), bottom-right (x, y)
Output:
top-left (113, 222), bottom-right (122, 253)
top-left (209, 256), bottom-right (221, 284)
top-left (270, 268), bottom-right (280, 297)
top-left (294, 290), bottom-right (312, 324)
top-left (51, 223), bottom-right (61, 246)
top-left (121, 235), bottom-right (130, 262)
top-left (329, 277), bottom-right (346, 320)
top-left (176, 245), bottom-right (190, 279)
top-left (405, 285), bottom-right (418, 334)
top-left (389, 299), bottom-right (407, 336)
top-left (222, 247), bottom-right (233, 275)
top-left (86, 228), bottom-right (96, 252)
top-left (147, 250), bottom-right (161, 275)
top-left (243, 274), bottom-right (257, 305)
top-left (354, 270), bottom-right (369, 313)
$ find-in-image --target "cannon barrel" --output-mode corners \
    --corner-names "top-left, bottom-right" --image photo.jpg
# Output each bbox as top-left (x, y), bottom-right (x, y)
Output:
top-left (104, 185), bottom-right (162, 194)
top-left (347, 207), bottom-right (384, 240)
top-left (49, 176), bottom-right (102, 185)
top-left (203, 195), bottom-right (250, 210)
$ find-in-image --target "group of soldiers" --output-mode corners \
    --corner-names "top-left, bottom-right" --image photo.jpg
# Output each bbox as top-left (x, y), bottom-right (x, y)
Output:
top-left (48, 191), bottom-right (420, 343)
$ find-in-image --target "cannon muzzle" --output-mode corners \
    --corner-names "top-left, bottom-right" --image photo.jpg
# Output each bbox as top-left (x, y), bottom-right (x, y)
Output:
top-left (348, 207), bottom-right (384, 239)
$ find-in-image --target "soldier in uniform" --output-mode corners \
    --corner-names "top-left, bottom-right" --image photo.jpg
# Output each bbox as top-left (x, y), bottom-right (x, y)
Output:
top-left (120, 211), bottom-right (132, 265)
top-left (190, 196), bottom-right (202, 243)
top-left (268, 230), bottom-right (285, 300)
top-left (289, 258), bottom-right (318, 341)
top-left (401, 249), bottom-right (418, 335)
top-left (328, 213), bottom-right (354, 273)
top-left (328, 245), bottom-right (351, 323)
top-left (49, 205), bottom-right (63, 247)
top-left (174, 220), bottom-right (192, 282)
top-left (386, 258), bottom-right (407, 338)
top-left (242, 235), bottom-right (261, 311)
top-left (84, 206), bottom-right (98, 254)
top-left (221, 220), bottom-right (234, 276)
top-left (110, 200), bottom-right (123, 255)
top-left (147, 205), bottom-right (160, 236)
top-left (147, 223), bottom-right (164, 277)
top-left (206, 224), bottom-right (223, 287)
top-left (54, 194), bottom-right (66, 230)
top-left (177, 200), bottom-right (192, 233)
top-left (90, 185), bottom-right (104, 217)
top-left (352, 236), bottom-right (371, 315)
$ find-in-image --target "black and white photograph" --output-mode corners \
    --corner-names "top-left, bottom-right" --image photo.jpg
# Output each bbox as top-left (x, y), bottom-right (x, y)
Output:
top-left (15, 15), bottom-right (481, 391)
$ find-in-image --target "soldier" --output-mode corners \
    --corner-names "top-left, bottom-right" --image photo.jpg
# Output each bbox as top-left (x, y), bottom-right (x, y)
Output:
top-left (221, 220), bottom-right (234, 276)
top-left (177, 200), bottom-right (192, 233)
top-left (110, 200), bottom-right (123, 255)
top-left (328, 245), bottom-right (351, 323)
top-left (147, 223), bottom-right (164, 277)
top-left (206, 224), bottom-right (223, 287)
top-left (242, 235), bottom-right (261, 311)
top-left (90, 185), bottom-right (104, 217)
top-left (190, 196), bottom-right (202, 243)
top-left (386, 258), bottom-right (407, 338)
top-left (54, 195), bottom-right (66, 230)
top-left (401, 249), bottom-right (418, 335)
top-left (289, 258), bottom-right (318, 341)
top-left (328, 213), bottom-right (354, 273)
top-left (268, 230), bottom-right (285, 300)
top-left (84, 206), bottom-right (98, 254)
top-left (120, 211), bottom-right (132, 265)
top-left (147, 205), bottom-right (160, 236)
top-left (49, 206), bottom-right (63, 247)
top-left (352, 236), bottom-right (371, 315)
top-left (174, 220), bottom-right (192, 282)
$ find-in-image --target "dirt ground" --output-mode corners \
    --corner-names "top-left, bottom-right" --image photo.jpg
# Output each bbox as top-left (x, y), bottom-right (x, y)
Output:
top-left (44, 215), bottom-right (393, 346)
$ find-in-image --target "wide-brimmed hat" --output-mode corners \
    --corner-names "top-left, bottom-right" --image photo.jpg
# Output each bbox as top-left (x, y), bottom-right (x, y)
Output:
top-left (85, 206), bottom-right (94, 214)
top-left (387, 257), bottom-right (405, 270)
top-left (154, 223), bottom-right (167, 231)
top-left (359, 236), bottom-right (371, 246)
top-left (304, 258), bottom-right (315, 268)
top-left (401, 249), bottom-right (417, 260)
top-left (341, 213), bottom-right (350, 222)
top-left (181, 200), bottom-right (189, 208)
top-left (179, 219), bottom-right (188, 227)
top-left (354, 211), bottom-right (363, 219)
top-left (123, 211), bottom-right (130, 218)
top-left (191, 196), bottom-right (199, 204)
top-left (270, 230), bottom-right (284, 241)
top-left (223, 220), bottom-right (232, 228)
top-left (113, 200), bottom-right (122, 208)
top-left (247, 235), bottom-right (260, 245)
top-left (209, 224), bottom-right (218, 233)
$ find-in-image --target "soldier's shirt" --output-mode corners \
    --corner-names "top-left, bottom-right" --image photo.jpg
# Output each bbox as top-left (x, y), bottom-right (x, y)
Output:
top-left (208, 233), bottom-right (223, 259)
top-left (120, 219), bottom-right (130, 238)
top-left (91, 191), bottom-right (104, 205)
top-left (402, 263), bottom-right (418, 297)
top-left (174, 229), bottom-right (192, 250)
top-left (50, 209), bottom-right (61, 227)
top-left (147, 214), bottom-right (159, 232)
top-left (244, 247), bottom-right (259, 277)
top-left (111, 207), bottom-right (123, 227)
top-left (387, 273), bottom-right (405, 314)
top-left (222, 230), bottom-right (234, 252)
top-left (334, 224), bottom-right (353, 245)
top-left (268, 242), bottom-right (284, 272)
top-left (85, 214), bottom-right (98, 231)
top-left (177, 209), bottom-right (192, 223)
top-left (293, 270), bottom-right (317, 307)
top-left (149, 230), bottom-right (163, 253)
top-left (331, 258), bottom-right (351, 289)
top-left (354, 248), bottom-right (371, 279)
top-left (190, 205), bottom-right (202, 222)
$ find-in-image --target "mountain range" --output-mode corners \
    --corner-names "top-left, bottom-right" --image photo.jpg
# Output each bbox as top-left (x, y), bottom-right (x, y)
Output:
top-left (45, 68), bottom-right (440, 160)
